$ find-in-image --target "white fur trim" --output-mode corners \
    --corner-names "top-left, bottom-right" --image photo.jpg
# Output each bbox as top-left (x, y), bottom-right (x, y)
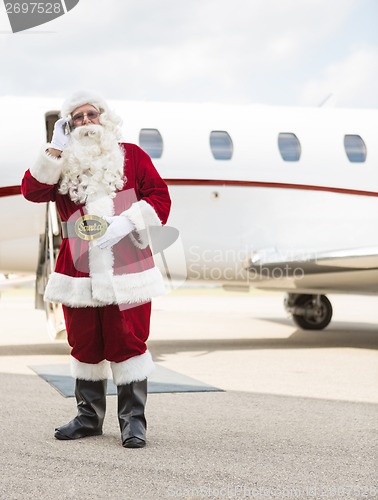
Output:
top-left (61, 90), bottom-right (108, 118)
top-left (111, 351), bottom-right (155, 385)
top-left (91, 266), bottom-right (166, 305)
top-left (122, 200), bottom-right (162, 249)
top-left (110, 267), bottom-right (166, 304)
top-left (71, 357), bottom-right (111, 381)
top-left (44, 273), bottom-right (104, 307)
top-left (30, 145), bottom-right (63, 185)
top-left (86, 194), bottom-right (116, 302)
top-left (43, 268), bottom-right (166, 307)
top-left (122, 200), bottom-right (162, 231)
top-left (88, 244), bottom-right (115, 303)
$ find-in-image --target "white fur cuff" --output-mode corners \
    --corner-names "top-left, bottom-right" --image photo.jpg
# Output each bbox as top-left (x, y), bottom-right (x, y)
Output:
top-left (122, 200), bottom-right (162, 249)
top-left (30, 144), bottom-right (63, 185)
top-left (122, 200), bottom-right (162, 231)
top-left (71, 357), bottom-right (111, 381)
top-left (111, 351), bottom-right (155, 385)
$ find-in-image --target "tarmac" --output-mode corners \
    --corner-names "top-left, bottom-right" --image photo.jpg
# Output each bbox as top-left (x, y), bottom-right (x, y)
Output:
top-left (0, 285), bottom-right (377, 499)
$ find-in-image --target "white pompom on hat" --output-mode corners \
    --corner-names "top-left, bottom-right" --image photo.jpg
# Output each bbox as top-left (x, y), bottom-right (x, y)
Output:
top-left (61, 90), bottom-right (109, 117)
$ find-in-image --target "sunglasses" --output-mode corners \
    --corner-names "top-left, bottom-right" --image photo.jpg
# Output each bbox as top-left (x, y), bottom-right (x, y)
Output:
top-left (72, 111), bottom-right (101, 124)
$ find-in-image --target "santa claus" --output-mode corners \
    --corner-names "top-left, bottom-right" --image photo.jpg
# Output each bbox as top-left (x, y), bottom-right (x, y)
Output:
top-left (21, 90), bottom-right (171, 448)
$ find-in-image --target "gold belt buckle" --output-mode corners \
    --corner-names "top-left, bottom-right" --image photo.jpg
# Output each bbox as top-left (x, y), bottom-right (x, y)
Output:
top-left (74, 215), bottom-right (108, 241)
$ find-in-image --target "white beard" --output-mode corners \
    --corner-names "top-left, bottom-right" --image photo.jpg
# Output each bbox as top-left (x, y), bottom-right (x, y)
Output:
top-left (59, 123), bottom-right (125, 204)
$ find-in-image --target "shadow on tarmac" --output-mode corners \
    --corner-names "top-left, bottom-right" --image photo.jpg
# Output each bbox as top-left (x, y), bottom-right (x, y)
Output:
top-left (0, 319), bottom-right (376, 360)
top-left (149, 321), bottom-right (378, 361)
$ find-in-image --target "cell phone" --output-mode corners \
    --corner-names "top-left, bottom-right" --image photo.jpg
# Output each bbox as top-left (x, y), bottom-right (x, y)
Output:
top-left (64, 119), bottom-right (72, 135)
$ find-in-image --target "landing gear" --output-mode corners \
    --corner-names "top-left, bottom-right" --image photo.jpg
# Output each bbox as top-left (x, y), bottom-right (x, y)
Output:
top-left (284, 293), bottom-right (333, 330)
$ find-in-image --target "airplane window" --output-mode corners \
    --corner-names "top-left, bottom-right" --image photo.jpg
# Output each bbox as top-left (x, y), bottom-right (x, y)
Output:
top-left (139, 128), bottom-right (163, 158)
top-left (344, 135), bottom-right (366, 163)
top-left (210, 131), bottom-right (233, 160)
top-left (278, 133), bottom-right (301, 161)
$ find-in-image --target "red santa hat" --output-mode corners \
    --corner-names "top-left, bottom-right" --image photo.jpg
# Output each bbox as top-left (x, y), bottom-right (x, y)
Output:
top-left (61, 90), bottom-right (109, 118)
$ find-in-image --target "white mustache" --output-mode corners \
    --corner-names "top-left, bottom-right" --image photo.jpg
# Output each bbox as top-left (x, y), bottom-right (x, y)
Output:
top-left (71, 123), bottom-right (103, 140)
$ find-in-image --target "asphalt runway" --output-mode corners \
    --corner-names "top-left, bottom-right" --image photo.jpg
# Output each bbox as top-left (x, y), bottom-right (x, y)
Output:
top-left (0, 286), bottom-right (377, 499)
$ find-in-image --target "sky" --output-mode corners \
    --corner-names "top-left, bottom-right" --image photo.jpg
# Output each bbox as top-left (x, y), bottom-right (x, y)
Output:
top-left (0, 0), bottom-right (377, 108)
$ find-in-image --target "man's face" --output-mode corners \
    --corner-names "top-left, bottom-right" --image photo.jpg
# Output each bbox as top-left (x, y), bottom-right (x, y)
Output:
top-left (71, 104), bottom-right (101, 128)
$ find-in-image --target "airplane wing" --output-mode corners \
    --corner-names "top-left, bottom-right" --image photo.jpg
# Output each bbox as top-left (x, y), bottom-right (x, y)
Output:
top-left (245, 246), bottom-right (378, 294)
top-left (314, 247), bottom-right (378, 269)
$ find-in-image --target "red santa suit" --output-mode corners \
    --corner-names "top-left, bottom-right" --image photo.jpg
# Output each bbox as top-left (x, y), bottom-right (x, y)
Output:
top-left (21, 142), bottom-right (171, 384)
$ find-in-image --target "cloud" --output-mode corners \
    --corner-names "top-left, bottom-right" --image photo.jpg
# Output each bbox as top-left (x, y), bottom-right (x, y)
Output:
top-left (299, 46), bottom-right (378, 108)
top-left (0, 0), bottom-right (376, 107)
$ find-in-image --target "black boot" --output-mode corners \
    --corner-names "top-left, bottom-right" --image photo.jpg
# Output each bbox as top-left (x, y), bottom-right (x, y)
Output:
top-left (117, 379), bottom-right (147, 448)
top-left (54, 379), bottom-right (107, 440)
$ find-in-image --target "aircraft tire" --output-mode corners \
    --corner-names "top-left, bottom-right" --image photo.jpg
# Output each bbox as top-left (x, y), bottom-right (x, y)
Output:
top-left (292, 294), bottom-right (333, 330)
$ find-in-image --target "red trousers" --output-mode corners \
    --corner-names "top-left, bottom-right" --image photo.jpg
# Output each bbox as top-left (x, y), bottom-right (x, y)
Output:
top-left (62, 302), bottom-right (152, 364)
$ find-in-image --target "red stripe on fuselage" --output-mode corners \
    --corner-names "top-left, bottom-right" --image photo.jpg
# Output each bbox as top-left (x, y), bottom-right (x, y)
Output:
top-left (164, 179), bottom-right (378, 197)
top-left (1, 181), bottom-right (378, 198)
top-left (0, 185), bottom-right (21, 197)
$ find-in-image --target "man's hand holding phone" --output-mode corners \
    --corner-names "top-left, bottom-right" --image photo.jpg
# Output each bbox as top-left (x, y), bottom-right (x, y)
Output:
top-left (50, 117), bottom-right (71, 152)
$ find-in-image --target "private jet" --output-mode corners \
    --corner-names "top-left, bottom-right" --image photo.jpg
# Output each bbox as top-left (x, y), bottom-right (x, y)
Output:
top-left (1, 96), bottom-right (378, 336)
